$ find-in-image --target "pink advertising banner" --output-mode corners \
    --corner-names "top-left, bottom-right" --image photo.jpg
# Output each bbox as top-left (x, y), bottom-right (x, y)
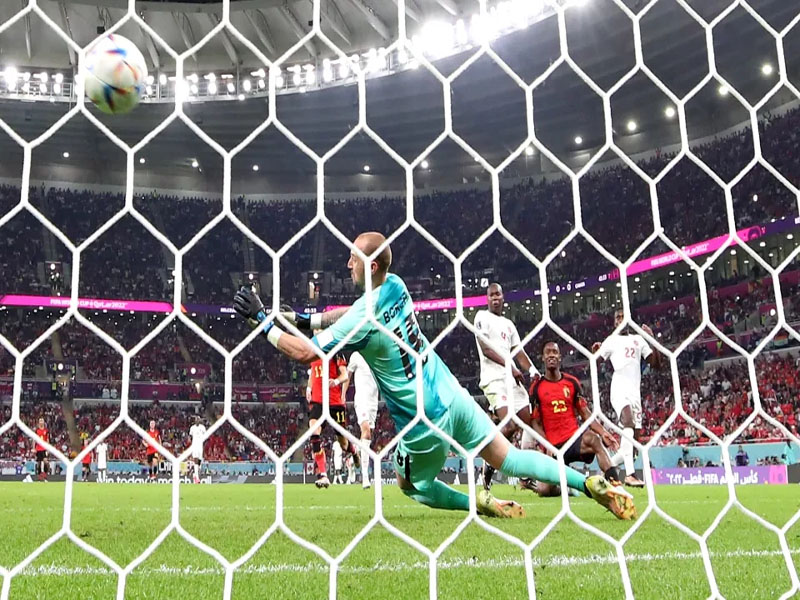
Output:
top-left (650, 465), bottom-right (788, 485)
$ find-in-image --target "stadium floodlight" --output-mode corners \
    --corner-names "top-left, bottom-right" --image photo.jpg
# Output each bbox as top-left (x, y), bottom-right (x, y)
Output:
top-left (761, 63), bottom-right (773, 76)
top-left (664, 106), bottom-right (676, 118)
top-left (38, 72), bottom-right (48, 82)
top-left (190, 83), bottom-right (198, 95)
top-left (191, 159), bottom-right (199, 168)
top-left (205, 72), bottom-right (216, 80)
top-left (159, 73), bottom-right (167, 85)
top-left (421, 160), bottom-right (430, 169)
top-left (53, 83), bottom-right (61, 94)
top-left (323, 67), bottom-right (333, 83)
top-left (397, 49), bottom-right (408, 65)
top-left (188, 73), bottom-right (199, 83)
top-left (226, 82), bottom-right (235, 93)
top-left (275, 75), bottom-right (284, 87)
top-left (3, 66), bottom-right (16, 81)
top-left (306, 69), bottom-right (317, 85)
top-left (718, 84), bottom-right (729, 96)
top-left (21, 82), bottom-right (30, 93)
top-left (38, 82), bottom-right (46, 93)
top-left (339, 61), bottom-right (350, 78)
top-left (139, 157), bottom-right (146, 164)
top-left (54, 72), bottom-right (63, 84)
top-left (363, 164), bottom-right (371, 172)
top-left (788, 233), bottom-right (794, 240)
top-left (62, 151), bottom-right (69, 158)
top-left (21, 71), bottom-right (30, 81)
top-left (250, 68), bottom-right (266, 78)
top-left (574, 135), bottom-right (583, 145)
top-left (242, 79), bottom-right (252, 92)
top-left (258, 78), bottom-right (266, 89)
top-left (753, 194), bottom-right (758, 202)
top-left (525, 146), bottom-right (534, 156)
top-left (252, 165), bottom-right (259, 171)
top-left (145, 74), bottom-right (154, 85)
top-left (626, 120), bottom-right (637, 132)
top-left (237, 94), bottom-right (245, 101)
top-left (145, 85), bottom-right (153, 96)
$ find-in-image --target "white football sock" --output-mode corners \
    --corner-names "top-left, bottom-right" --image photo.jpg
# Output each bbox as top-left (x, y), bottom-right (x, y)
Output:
top-left (621, 427), bottom-right (635, 476)
top-left (360, 443), bottom-right (370, 485)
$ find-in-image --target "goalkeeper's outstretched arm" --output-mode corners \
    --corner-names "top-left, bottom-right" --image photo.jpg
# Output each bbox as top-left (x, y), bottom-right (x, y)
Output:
top-left (234, 287), bottom-right (348, 365)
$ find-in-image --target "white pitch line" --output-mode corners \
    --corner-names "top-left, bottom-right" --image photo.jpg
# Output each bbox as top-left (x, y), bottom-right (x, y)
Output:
top-left (18, 548), bottom-right (800, 577)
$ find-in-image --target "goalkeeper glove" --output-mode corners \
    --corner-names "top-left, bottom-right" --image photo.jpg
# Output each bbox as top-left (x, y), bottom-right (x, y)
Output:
top-left (233, 287), bottom-right (272, 333)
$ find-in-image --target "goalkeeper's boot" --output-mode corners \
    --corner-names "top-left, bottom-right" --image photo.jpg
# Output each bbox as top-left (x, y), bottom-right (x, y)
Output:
top-left (585, 475), bottom-right (636, 520)
top-left (315, 474), bottom-right (330, 489)
top-left (624, 474), bottom-right (646, 488)
top-left (477, 489), bottom-right (525, 519)
top-left (518, 477), bottom-right (537, 493)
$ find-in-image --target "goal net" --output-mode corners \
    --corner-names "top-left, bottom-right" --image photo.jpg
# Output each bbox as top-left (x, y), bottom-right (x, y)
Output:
top-left (0, 0), bottom-right (799, 599)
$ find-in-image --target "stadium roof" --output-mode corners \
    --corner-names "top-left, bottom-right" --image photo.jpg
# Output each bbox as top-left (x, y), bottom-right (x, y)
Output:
top-left (0, 0), bottom-right (796, 186)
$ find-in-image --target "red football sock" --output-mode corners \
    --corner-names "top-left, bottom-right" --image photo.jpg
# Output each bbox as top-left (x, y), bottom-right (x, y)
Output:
top-left (314, 450), bottom-right (327, 475)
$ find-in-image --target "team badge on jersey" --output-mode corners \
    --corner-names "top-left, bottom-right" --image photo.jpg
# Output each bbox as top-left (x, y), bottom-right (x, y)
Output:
top-left (563, 386), bottom-right (570, 398)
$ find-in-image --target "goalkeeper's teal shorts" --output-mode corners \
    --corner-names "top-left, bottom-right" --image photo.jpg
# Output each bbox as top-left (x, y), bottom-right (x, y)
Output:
top-left (392, 389), bottom-right (496, 489)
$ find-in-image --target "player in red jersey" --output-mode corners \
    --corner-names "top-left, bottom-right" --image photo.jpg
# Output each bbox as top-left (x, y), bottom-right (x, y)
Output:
top-left (307, 344), bottom-right (358, 488)
top-left (34, 417), bottom-right (49, 481)
top-left (529, 342), bottom-right (625, 500)
top-left (144, 420), bottom-right (161, 481)
top-left (81, 437), bottom-right (92, 482)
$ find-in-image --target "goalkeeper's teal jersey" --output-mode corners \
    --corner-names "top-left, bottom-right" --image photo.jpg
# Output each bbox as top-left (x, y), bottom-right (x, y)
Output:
top-left (312, 274), bottom-right (464, 439)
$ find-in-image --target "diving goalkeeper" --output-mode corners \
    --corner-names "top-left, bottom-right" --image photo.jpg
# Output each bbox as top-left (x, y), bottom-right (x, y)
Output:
top-left (233, 232), bottom-right (635, 520)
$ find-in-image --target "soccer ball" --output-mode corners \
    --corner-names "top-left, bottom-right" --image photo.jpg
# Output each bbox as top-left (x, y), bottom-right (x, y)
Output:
top-left (83, 33), bottom-right (147, 115)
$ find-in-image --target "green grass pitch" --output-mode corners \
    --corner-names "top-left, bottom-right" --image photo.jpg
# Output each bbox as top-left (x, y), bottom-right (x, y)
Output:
top-left (0, 481), bottom-right (798, 599)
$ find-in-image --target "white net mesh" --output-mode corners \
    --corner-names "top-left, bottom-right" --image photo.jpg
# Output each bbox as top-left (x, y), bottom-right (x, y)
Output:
top-left (0, 0), bottom-right (799, 598)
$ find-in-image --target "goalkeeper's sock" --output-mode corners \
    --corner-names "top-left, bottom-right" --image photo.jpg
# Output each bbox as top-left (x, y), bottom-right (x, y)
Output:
top-left (314, 450), bottom-right (327, 476)
top-left (402, 479), bottom-right (470, 511)
top-left (500, 446), bottom-right (586, 494)
top-left (360, 444), bottom-right (370, 484)
top-left (620, 427), bottom-right (635, 476)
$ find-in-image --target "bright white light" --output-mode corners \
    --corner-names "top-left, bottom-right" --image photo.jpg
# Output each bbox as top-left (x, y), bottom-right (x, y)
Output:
top-left (62, 151), bottom-right (69, 158)
top-left (139, 157), bottom-right (146, 164)
top-left (187, 73), bottom-right (198, 83)
top-left (190, 83), bottom-right (198, 95)
top-left (421, 160), bottom-right (429, 169)
top-left (21, 82), bottom-right (29, 93)
top-left (363, 164), bottom-right (371, 172)
top-left (54, 72), bottom-right (63, 84)
top-left (237, 93), bottom-right (245, 101)
top-left (251, 68), bottom-right (266, 78)
top-left (38, 72), bottom-right (48, 82)
top-left (252, 165), bottom-right (259, 171)
top-left (226, 82), bottom-right (235, 93)
top-left (258, 78), bottom-right (265, 89)
top-left (759, 241), bottom-right (766, 247)
top-left (397, 49), bottom-right (408, 65)
top-left (38, 82), bottom-right (46, 93)
top-left (292, 71), bottom-right (301, 86)
top-left (53, 83), bottom-right (61, 94)
top-left (191, 159), bottom-right (199, 168)
top-left (626, 120), bottom-right (637, 132)
top-left (574, 136), bottom-right (583, 145)
top-left (21, 72), bottom-right (30, 81)
top-left (306, 70), bottom-right (316, 85)
top-left (323, 68), bottom-right (333, 82)
top-left (455, 19), bottom-right (468, 45)
top-left (159, 73), bottom-right (167, 85)
top-left (664, 106), bottom-right (676, 118)
top-left (275, 75), bottom-right (284, 87)
top-left (752, 194), bottom-right (758, 202)
top-left (788, 233), bottom-right (794, 240)
top-left (208, 81), bottom-right (217, 94)
top-left (761, 63), bottom-right (773, 76)
top-left (205, 73), bottom-right (216, 80)
top-left (242, 79), bottom-right (251, 92)
top-left (338, 61), bottom-right (350, 78)
top-left (3, 67), bottom-right (16, 82)
top-left (422, 21), bottom-right (455, 56)
top-left (718, 85), bottom-right (729, 96)
top-left (145, 85), bottom-right (152, 96)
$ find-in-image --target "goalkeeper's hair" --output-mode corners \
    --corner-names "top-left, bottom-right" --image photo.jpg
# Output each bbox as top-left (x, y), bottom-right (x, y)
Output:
top-left (357, 231), bottom-right (392, 274)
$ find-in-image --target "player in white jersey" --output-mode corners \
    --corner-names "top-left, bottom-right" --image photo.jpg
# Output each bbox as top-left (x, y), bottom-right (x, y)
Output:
top-left (592, 309), bottom-right (661, 488)
top-left (474, 283), bottom-right (539, 490)
top-left (96, 441), bottom-right (108, 482)
top-left (188, 416), bottom-right (207, 484)
top-left (332, 439), bottom-right (345, 484)
top-left (347, 350), bottom-right (379, 488)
